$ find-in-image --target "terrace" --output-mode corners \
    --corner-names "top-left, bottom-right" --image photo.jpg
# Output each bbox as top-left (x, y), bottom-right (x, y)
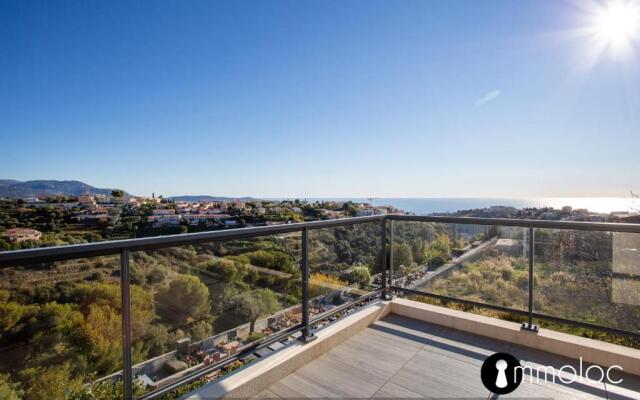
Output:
top-left (237, 311), bottom-right (640, 400)
top-left (1, 215), bottom-right (640, 399)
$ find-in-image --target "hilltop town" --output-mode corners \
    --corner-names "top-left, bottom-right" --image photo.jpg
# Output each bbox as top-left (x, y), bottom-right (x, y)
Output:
top-left (0, 193), bottom-right (401, 250)
top-left (3, 190), bottom-right (640, 251)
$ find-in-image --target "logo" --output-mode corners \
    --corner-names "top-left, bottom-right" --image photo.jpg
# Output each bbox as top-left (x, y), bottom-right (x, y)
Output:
top-left (481, 352), bottom-right (523, 395)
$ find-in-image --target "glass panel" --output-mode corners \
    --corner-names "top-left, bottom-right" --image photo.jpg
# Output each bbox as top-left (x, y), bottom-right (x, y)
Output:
top-left (392, 222), bottom-right (529, 311)
top-left (533, 229), bottom-right (640, 334)
top-left (308, 222), bottom-right (382, 319)
top-left (0, 255), bottom-right (124, 399)
top-left (131, 234), bottom-right (301, 395)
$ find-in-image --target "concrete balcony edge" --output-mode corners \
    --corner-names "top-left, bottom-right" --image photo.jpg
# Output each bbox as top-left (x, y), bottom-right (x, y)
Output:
top-left (182, 298), bottom-right (640, 399)
top-left (390, 297), bottom-right (640, 376)
top-left (182, 301), bottom-right (392, 399)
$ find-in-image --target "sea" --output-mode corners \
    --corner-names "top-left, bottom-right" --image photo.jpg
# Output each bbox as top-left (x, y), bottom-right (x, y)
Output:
top-left (296, 198), bottom-right (638, 215)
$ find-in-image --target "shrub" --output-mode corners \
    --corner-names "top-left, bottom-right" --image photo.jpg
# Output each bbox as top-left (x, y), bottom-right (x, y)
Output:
top-left (246, 332), bottom-right (266, 343)
top-left (89, 271), bottom-right (105, 281)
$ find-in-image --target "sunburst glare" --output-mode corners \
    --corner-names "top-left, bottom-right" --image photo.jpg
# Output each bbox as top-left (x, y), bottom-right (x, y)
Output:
top-left (582, 0), bottom-right (640, 63)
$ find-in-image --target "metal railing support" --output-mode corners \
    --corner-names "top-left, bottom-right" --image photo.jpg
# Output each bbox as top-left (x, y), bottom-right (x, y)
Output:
top-left (388, 219), bottom-right (394, 296)
top-left (381, 218), bottom-right (390, 300)
top-left (300, 228), bottom-right (316, 342)
top-left (522, 226), bottom-right (539, 332)
top-left (120, 249), bottom-right (134, 399)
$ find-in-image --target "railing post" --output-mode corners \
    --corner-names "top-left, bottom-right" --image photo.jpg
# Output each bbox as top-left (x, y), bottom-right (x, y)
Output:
top-left (522, 226), bottom-right (539, 332)
top-left (389, 219), bottom-right (394, 290)
top-left (381, 218), bottom-right (390, 300)
top-left (120, 249), bottom-right (134, 399)
top-left (300, 227), bottom-right (316, 342)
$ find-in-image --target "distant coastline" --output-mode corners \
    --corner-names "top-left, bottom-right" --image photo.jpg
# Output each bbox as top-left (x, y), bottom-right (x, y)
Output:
top-left (2, 179), bottom-right (635, 216)
top-left (280, 197), bottom-right (636, 215)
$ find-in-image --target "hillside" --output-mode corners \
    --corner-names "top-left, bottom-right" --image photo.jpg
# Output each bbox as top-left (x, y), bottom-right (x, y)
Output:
top-left (0, 179), bottom-right (125, 198)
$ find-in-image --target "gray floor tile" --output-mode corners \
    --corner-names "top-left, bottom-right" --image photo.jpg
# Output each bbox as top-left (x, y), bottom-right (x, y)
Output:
top-left (269, 372), bottom-right (346, 398)
top-left (296, 354), bottom-right (384, 398)
top-left (365, 324), bottom-right (427, 351)
top-left (605, 368), bottom-right (640, 400)
top-left (259, 315), bottom-right (640, 400)
top-left (389, 348), bottom-right (490, 398)
top-left (371, 382), bottom-right (427, 398)
top-left (374, 315), bottom-right (511, 367)
top-left (499, 380), bottom-right (581, 399)
top-left (324, 330), bottom-right (421, 380)
top-left (250, 389), bottom-right (282, 399)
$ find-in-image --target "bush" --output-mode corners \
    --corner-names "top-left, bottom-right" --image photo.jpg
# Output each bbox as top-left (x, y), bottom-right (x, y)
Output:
top-left (146, 267), bottom-right (166, 285)
top-left (246, 332), bottom-right (266, 343)
top-left (164, 358), bottom-right (189, 374)
top-left (0, 373), bottom-right (23, 400)
top-left (89, 271), bottom-right (105, 281)
top-left (189, 320), bottom-right (213, 341)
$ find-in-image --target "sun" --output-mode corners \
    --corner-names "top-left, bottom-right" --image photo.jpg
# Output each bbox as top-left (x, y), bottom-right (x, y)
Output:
top-left (594, 1), bottom-right (640, 45)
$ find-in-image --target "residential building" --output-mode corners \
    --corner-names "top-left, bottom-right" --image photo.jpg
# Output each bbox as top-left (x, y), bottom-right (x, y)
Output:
top-left (152, 209), bottom-right (176, 216)
top-left (4, 227), bottom-right (42, 242)
top-left (148, 214), bottom-right (181, 226)
top-left (78, 195), bottom-right (97, 207)
top-left (356, 209), bottom-right (375, 217)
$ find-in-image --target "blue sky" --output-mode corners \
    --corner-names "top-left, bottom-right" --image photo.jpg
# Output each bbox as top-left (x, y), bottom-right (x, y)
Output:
top-left (1, 0), bottom-right (639, 198)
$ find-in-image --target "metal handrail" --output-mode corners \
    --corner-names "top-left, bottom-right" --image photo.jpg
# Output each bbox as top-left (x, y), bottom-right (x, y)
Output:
top-left (0, 215), bottom-right (384, 266)
top-left (2, 214), bottom-right (640, 266)
top-left (388, 214), bottom-right (640, 233)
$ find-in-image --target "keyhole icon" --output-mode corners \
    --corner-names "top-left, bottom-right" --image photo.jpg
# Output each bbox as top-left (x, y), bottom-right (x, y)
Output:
top-left (495, 359), bottom-right (508, 388)
top-left (481, 352), bottom-right (522, 395)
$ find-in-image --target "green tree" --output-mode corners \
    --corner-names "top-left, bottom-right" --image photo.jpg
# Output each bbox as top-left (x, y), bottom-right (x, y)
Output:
top-left (111, 189), bottom-right (125, 198)
top-left (72, 283), bottom-right (155, 342)
top-left (392, 243), bottom-right (414, 269)
top-left (189, 320), bottom-right (213, 341)
top-left (25, 302), bottom-right (86, 370)
top-left (137, 323), bottom-right (172, 360)
top-left (209, 258), bottom-right (248, 284)
top-left (425, 234), bottom-right (452, 267)
top-left (21, 363), bottom-right (84, 400)
top-left (244, 250), bottom-right (293, 272)
top-left (231, 289), bottom-right (280, 333)
top-left (0, 302), bottom-right (29, 337)
top-left (350, 265), bottom-right (372, 288)
top-left (82, 303), bottom-right (122, 373)
top-left (410, 239), bottom-right (426, 265)
top-left (155, 275), bottom-right (211, 328)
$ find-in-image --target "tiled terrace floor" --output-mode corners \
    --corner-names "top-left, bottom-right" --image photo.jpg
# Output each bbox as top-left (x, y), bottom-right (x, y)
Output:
top-left (252, 315), bottom-right (640, 399)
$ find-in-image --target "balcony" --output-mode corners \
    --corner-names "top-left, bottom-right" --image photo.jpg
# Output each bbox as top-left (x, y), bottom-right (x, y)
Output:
top-left (1, 215), bottom-right (640, 399)
top-left (238, 311), bottom-right (640, 399)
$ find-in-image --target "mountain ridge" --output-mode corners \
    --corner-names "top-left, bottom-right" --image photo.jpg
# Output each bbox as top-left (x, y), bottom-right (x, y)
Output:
top-left (0, 180), bottom-right (124, 198)
top-left (0, 180), bottom-right (258, 202)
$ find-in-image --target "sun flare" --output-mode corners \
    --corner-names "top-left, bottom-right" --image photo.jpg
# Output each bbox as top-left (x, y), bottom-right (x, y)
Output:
top-left (571, 0), bottom-right (640, 67)
top-left (586, 0), bottom-right (640, 59)
top-left (594, 1), bottom-right (640, 44)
